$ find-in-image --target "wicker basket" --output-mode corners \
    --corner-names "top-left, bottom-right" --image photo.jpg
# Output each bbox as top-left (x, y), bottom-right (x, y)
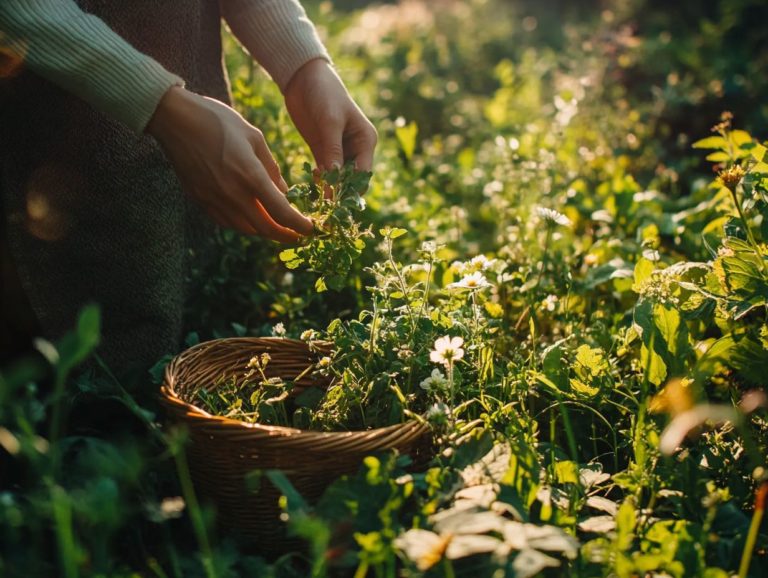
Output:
top-left (159, 337), bottom-right (430, 548)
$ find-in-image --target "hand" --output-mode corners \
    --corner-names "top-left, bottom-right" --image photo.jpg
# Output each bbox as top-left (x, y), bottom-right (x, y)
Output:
top-left (283, 58), bottom-right (378, 174)
top-left (146, 86), bottom-right (313, 242)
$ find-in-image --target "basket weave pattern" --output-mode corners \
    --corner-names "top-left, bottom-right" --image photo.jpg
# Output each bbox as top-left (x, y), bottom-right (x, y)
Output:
top-left (160, 337), bottom-right (429, 546)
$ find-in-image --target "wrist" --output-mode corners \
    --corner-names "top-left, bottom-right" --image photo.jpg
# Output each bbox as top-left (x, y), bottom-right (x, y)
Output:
top-left (145, 85), bottom-right (198, 142)
top-left (283, 57), bottom-right (335, 96)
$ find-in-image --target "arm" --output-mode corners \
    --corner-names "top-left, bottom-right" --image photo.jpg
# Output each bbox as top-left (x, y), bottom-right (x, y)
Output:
top-left (0, 0), bottom-right (312, 240)
top-left (221, 0), bottom-right (377, 173)
top-left (0, 0), bottom-right (183, 132)
top-left (220, 0), bottom-right (330, 91)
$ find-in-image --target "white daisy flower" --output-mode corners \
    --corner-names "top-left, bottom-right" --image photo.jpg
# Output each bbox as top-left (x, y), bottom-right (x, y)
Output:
top-left (420, 368), bottom-right (448, 391)
top-left (447, 271), bottom-right (491, 291)
top-left (430, 336), bottom-right (465, 366)
top-left (535, 206), bottom-right (572, 227)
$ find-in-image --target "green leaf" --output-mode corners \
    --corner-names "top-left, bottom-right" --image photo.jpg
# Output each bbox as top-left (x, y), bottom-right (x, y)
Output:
top-left (692, 135), bottom-right (728, 150)
top-left (706, 151), bottom-right (730, 162)
top-left (554, 460), bottom-right (580, 485)
top-left (615, 498), bottom-right (636, 551)
top-left (632, 258), bottom-right (655, 292)
top-left (730, 129), bottom-right (752, 148)
top-left (750, 142), bottom-right (767, 164)
top-left (266, 470), bottom-right (309, 514)
top-left (694, 329), bottom-right (768, 386)
top-left (379, 227), bottom-right (408, 239)
top-left (633, 300), bottom-right (690, 385)
top-left (395, 121), bottom-right (419, 161)
top-left (57, 305), bottom-right (101, 374)
top-left (279, 248), bottom-right (304, 269)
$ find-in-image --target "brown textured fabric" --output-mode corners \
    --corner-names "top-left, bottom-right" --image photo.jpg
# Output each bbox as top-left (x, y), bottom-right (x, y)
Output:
top-left (0, 0), bottom-right (229, 376)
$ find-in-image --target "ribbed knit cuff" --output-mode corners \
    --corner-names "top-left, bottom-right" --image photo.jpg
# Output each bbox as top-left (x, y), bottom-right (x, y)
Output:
top-left (221, 0), bottom-right (331, 91)
top-left (0, 0), bottom-right (184, 132)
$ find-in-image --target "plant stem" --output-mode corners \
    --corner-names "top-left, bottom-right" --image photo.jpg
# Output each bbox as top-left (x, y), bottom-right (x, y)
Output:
top-left (50, 482), bottom-right (79, 578)
top-left (387, 237), bottom-right (417, 333)
top-left (443, 558), bottom-right (457, 578)
top-left (448, 361), bottom-right (456, 427)
top-left (738, 482), bottom-right (767, 578)
top-left (173, 442), bottom-right (217, 578)
top-left (419, 259), bottom-right (434, 318)
top-left (727, 185), bottom-right (766, 274)
top-left (353, 560), bottom-right (369, 578)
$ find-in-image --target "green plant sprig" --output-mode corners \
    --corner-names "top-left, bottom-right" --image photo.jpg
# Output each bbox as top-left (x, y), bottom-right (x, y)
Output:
top-left (279, 163), bottom-right (373, 292)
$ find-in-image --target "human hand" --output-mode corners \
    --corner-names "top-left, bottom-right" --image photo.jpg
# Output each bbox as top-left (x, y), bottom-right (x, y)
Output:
top-left (283, 59), bottom-right (378, 177)
top-left (146, 86), bottom-right (313, 242)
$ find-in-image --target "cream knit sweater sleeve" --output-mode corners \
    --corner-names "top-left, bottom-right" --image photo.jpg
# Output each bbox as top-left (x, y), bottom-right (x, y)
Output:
top-left (0, 0), bottom-right (331, 133)
top-left (0, 0), bottom-right (184, 132)
top-left (220, 0), bottom-right (331, 91)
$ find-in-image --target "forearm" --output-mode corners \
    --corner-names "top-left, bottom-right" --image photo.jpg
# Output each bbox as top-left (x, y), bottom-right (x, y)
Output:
top-left (0, 0), bottom-right (183, 132)
top-left (220, 0), bottom-right (331, 91)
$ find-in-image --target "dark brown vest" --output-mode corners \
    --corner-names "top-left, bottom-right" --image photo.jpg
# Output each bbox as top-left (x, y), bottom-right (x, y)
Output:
top-left (1, 0), bottom-right (229, 375)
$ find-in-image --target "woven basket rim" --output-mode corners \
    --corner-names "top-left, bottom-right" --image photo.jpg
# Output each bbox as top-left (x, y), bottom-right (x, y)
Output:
top-left (160, 336), bottom-right (429, 440)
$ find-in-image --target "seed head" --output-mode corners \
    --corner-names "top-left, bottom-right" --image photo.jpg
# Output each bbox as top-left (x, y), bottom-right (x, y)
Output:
top-left (717, 165), bottom-right (746, 191)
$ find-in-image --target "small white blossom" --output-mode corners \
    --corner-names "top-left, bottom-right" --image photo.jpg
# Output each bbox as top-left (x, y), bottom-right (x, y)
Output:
top-left (469, 255), bottom-right (497, 271)
top-left (430, 336), bottom-right (465, 366)
top-left (420, 368), bottom-right (448, 392)
top-left (397, 347), bottom-right (414, 361)
top-left (317, 356), bottom-right (332, 368)
top-left (447, 271), bottom-right (491, 291)
top-left (451, 260), bottom-right (469, 275)
top-left (272, 322), bottom-right (286, 337)
top-left (160, 497), bottom-right (186, 519)
top-left (300, 329), bottom-right (317, 341)
top-left (542, 295), bottom-right (558, 312)
top-left (425, 402), bottom-right (450, 425)
top-left (535, 206), bottom-right (572, 227)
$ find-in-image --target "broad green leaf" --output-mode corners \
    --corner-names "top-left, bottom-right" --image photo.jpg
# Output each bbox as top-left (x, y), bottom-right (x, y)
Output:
top-left (692, 135), bottom-right (727, 150)
top-left (554, 460), bottom-right (580, 485)
top-left (632, 257), bottom-right (655, 292)
top-left (633, 300), bottom-right (690, 385)
top-left (750, 142), bottom-right (767, 163)
top-left (694, 330), bottom-right (768, 386)
top-left (730, 129), bottom-right (752, 148)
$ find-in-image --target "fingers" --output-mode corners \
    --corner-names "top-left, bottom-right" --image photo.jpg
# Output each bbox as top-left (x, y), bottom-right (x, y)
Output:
top-left (250, 168), bottom-right (314, 235)
top-left (205, 198), bottom-right (301, 243)
top-left (248, 128), bottom-right (289, 193)
top-left (344, 121), bottom-right (378, 173)
top-left (316, 116), bottom-right (345, 171)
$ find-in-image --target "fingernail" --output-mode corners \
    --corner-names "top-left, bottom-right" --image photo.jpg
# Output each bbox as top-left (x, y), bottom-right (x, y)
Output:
top-left (279, 177), bottom-right (289, 192)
